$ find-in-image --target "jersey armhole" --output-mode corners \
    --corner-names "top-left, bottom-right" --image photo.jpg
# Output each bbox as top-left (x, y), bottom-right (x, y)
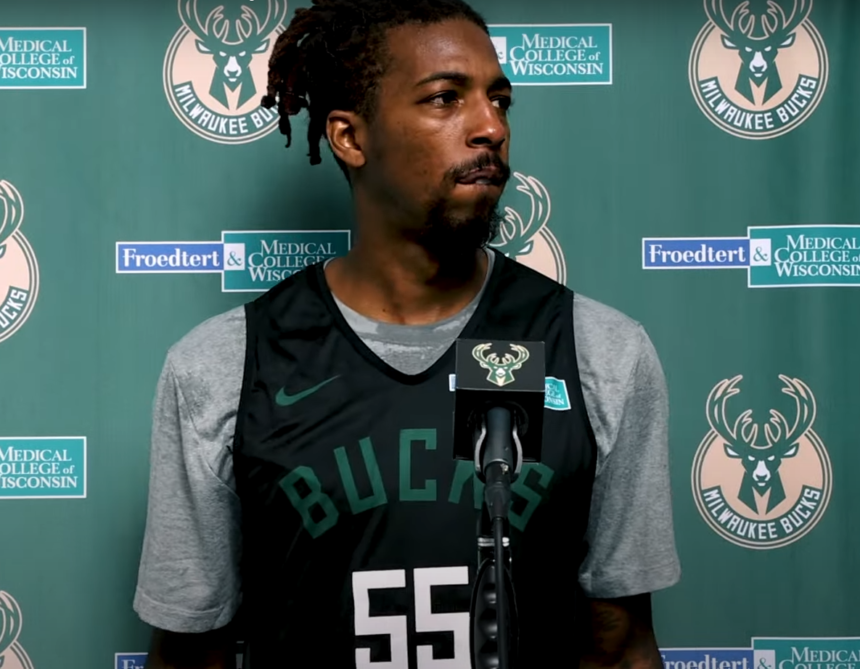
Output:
top-left (566, 291), bottom-right (598, 479)
top-left (231, 301), bottom-right (258, 454)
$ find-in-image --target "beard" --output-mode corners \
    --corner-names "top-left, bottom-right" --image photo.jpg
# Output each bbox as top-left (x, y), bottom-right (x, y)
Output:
top-left (412, 195), bottom-right (503, 259)
top-left (407, 153), bottom-right (509, 261)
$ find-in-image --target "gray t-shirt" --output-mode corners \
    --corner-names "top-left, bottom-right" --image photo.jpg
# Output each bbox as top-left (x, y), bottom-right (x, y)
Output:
top-left (133, 254), bottom-right (681, 633)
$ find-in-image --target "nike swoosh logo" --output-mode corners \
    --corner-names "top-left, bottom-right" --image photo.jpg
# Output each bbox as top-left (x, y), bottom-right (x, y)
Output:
top-left (275, 376), bottom-right (340, 407)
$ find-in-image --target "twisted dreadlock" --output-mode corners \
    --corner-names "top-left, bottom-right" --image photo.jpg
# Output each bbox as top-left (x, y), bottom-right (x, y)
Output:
top-left (261, 0), bottom-right (489, 172)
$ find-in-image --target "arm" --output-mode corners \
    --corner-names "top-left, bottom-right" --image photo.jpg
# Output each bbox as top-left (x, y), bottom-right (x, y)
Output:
top-left (145, 628), bottom-right (235, 669)
top-left (573, 308), bottom-right (680, 669)
top-left (134, 342), bottom-right (244, 666)
top-left (580, 594), bottom-right (663, 669)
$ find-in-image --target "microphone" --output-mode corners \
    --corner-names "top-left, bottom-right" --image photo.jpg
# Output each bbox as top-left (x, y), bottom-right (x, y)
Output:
top-left (453, 339), bottom-right (546, 477)
top-left (453, 339), bottom-right (546, 669)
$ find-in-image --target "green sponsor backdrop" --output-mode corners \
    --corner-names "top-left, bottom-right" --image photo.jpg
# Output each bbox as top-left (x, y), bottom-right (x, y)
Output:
top-left (1, 0), bottom-right (858, 667)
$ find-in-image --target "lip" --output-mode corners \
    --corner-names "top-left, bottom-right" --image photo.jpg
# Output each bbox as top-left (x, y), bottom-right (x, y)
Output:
top-left (456, 167), bottom-right (505, 186)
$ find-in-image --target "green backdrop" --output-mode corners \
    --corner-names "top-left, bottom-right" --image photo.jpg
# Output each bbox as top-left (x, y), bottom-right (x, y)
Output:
top-left (1, 0), bottom-right (858, 667)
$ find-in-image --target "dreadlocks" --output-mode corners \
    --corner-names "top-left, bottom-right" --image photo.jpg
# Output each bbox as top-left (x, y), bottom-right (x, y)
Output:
top-left (260, 0), bottom-right (489, 171)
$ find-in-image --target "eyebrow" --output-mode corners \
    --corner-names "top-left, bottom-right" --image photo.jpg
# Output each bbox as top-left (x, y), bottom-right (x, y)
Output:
top-left (415, 71), bottom-right (512, 90)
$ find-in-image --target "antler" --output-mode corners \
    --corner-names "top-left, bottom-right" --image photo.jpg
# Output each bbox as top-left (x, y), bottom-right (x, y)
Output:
top-left (0, 592), bottom-right (22, 656)
top-left (762, 0), bottom-right (812, 39)
top-left (493, 173), bottom-right (552, 256)
top-left (0, 180), bottom-right (24, 256)
top-left (237, 0), bottom-right (287, 41)
top-left (472, 343), bottom-right (493, 367)
top-left (704, 0), bottom-right (756, 37)
top-left (507, 345), bottom-right (529, 367)
top-left (706, 376), bottom-right (759, 453)
top-left (178, 0), bottom-right (220, 37)
top-left (764, 375), bottom-right (816, 453)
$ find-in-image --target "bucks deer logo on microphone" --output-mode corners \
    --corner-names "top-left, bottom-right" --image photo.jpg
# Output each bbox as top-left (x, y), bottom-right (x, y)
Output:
top-left (472, 343), bottom-right (530, 388)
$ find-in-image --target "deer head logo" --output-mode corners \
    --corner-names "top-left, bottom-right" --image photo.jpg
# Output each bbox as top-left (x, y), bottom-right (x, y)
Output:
top-left (0, 181), bottom-right (24, 261)
top-left (707, 375), bottom-right (815, 514)
top-left (473, 343), bottom-right (530, 388)
top-left (0, 592), bottom-right (33, 669)
top-left (491, 173), bottom-right (552, 260)
top-left (705, 0), bottom-right (812, 104)
top-left (178, 0), bottom-right (287, 109)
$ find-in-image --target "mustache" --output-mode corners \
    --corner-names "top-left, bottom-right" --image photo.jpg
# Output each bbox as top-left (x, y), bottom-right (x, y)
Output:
top-left (446, 153), bottom-right (511, 185)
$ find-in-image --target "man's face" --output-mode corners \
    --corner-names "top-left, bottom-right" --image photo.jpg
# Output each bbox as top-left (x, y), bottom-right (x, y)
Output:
top-left (361, 18), bottom-right (513, 252)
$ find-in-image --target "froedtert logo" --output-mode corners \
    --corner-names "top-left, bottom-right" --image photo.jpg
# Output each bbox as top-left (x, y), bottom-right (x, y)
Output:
top-left (642, 225), bottom-right (860, 288)
top-left (0, 592), bottom-right (35, 669)
top-left (164, 0), bottom-right (288, 143)
top-left (490, 24), bottom-right (611, 86)
top-left (276, 377), bottom-right (340, 407)
top-left (692, 375), bottom-right (831, 549)
top-left (689, 0), bottom-right (827, 139)
top-left (472, 343), bottom-right (530, 387)
top-left (116, 230), bottom-right (351, 293)
top-left (0, 28), bottom-right (86, 89)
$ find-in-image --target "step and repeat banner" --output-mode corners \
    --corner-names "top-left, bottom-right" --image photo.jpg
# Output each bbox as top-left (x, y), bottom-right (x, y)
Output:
top-left (1, 0), bottom-right (858, 667)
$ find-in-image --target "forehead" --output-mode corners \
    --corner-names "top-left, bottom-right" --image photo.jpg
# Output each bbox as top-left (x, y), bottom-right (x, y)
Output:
top-left (382, 19), bottom-right (503, 88)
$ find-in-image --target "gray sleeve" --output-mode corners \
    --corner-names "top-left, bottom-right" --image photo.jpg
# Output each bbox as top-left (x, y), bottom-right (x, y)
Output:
top-left (575, 299), bottom-right (681, 599)
top-left (133, 352), bottom-right (243, 633)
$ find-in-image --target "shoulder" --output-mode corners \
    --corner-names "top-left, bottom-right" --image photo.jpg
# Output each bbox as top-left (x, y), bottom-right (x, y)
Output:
top-left (572, 293), bottom-right (667, 472)
top-left (164, 305), bottom-right (247, 423)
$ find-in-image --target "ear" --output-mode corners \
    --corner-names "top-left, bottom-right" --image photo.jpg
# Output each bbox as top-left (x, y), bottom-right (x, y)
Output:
top-left (326, 110), bottom-right (367, 171)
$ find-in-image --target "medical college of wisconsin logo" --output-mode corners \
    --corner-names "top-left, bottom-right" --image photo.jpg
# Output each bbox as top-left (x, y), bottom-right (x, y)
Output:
top-left (0, 181), bottom-right (38, 345)
top-left (692, 375), bottom-right (832, 549)
top-left (689, 0), bottom-right (828, 139)
top-left (0, 592), bottom-right (35, 669)
top-left (491, 172), bottom-right (566, 284)
top-left (164, 0), bottom-right (288, 144)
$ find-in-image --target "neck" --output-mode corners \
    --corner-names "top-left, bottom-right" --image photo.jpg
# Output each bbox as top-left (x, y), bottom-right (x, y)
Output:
top-left (325, 199), bottom-right (489, 326)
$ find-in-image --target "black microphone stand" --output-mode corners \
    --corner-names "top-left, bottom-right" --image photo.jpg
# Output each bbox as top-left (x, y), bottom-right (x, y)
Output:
top-left (470, 405), bottom-right (520, 669)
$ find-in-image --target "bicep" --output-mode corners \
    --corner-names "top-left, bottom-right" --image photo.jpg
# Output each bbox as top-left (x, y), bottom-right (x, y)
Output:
top-left (579, 325), bottom-right (680, 599)
top-left (134, 358), bottom-right (242, 633)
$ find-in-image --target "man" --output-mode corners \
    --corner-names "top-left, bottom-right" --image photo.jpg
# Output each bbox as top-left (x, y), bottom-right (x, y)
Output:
top-left (134, 1), bottom-right (681, 667)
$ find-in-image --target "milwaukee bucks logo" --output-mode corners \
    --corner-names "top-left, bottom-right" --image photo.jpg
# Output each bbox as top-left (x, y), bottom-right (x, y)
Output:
top-left (0, 592), bottom-right (34, 669)
top-left (164, 0), bottom-right (288, 144)
top-left (491, 172), bottom-right (566, 284)
top-left (472, 343), bottom-right (530, 387)
top-left (689, 0), bottom-right (828, 139)
top-left (692, 375), bottom-right (832, 549)
top-left (0, 181), bottom-right (39, 345)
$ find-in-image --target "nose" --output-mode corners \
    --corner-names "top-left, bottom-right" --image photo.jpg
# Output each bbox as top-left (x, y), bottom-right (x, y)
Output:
top-left (750, 52), bottom-right (767, 73)
top-left (225, 56), bottom-right (241, 77)
top-left (752, 460), bottom-right (770, 482)
top-left (466, 97), bottom-right (508, 151)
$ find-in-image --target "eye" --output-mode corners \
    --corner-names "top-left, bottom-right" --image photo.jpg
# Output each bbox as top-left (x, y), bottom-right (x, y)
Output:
top-left (428, 91), bottom-right (459, 106)
top-left (747, 456), bottom-right (755, 461)
top-left (493, 96), bottom-right (514, 111)
top-left (767, 455), bottom-right (775, 461)
top-left (219, 51), bottom-right (227, 57)
top-left (239, 51), bottom-right (247, 57)
top-left (765, 46), bottom-right (772, 52)
top-left (745, 47), bottom-right (752, 52)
